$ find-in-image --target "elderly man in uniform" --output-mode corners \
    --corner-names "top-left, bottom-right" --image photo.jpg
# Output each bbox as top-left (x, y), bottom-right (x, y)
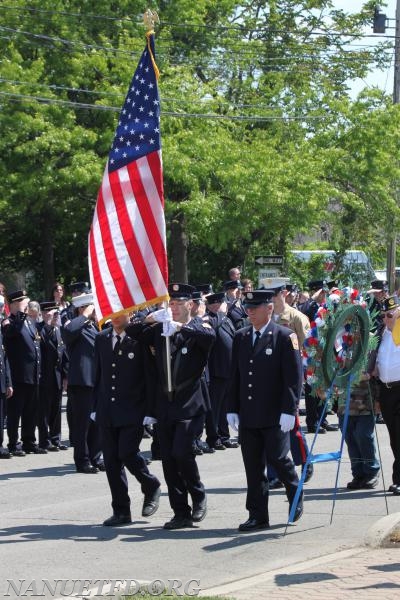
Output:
top-left (2, 290), bottom-right (43, 456)
top-left (140, 283), bottom-right (216, 529)
top-left (227, 289), bottom-right (303, 531)
top-left (93, 313), bottom-right (161, 526)
top-left (62, 292), bottom-right (102, 473)
top-left (373, 296), bottom-right (400, 495)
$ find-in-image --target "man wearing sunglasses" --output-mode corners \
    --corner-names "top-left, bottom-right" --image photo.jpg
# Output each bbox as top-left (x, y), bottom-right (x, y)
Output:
top-left (374, 296), bottom-right (400, 495)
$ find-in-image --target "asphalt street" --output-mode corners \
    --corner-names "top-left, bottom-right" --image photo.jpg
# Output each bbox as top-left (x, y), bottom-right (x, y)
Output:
top-left (0, 401), bottom-right (399, 599)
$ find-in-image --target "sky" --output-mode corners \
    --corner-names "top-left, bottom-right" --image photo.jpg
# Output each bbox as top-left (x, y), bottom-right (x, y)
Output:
top-left (333, 0), bottom-right (397, 97)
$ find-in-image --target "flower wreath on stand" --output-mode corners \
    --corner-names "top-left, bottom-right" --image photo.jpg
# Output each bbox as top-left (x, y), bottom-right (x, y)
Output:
top-left (302, 287), bottom-right (378, 408)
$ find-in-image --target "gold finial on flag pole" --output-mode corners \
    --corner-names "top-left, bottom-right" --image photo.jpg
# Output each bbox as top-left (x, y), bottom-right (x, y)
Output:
top-left (143, 9), bottom-right (160, 32)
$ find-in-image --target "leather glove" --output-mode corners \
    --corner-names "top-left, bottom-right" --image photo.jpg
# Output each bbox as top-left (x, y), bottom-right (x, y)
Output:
top-left (143, 416), bottom-right (157, 426)
top-left (151, 308), bottom-right (172, 323)
top-left (279, 413), bottom-right (295, 433)
top-left (90, 412), bottom-right (96, 422)
top-left (227, 413), bottom-right (240, 432)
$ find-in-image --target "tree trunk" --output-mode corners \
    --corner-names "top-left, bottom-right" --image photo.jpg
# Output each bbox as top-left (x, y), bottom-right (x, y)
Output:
top-left (169, 212), bottom-right (188, 282)
top-left (40, 213), bottom-right (55, 299)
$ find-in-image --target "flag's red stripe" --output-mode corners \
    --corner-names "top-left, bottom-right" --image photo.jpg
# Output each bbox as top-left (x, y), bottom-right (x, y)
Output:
top-left (88, 222), bottom-right (113, 316)
top-left (147, 151), bottom-right (165, 209)
top-left (96, 185), bottom-right (135, 307)
top-left (126, 160), bottom-right (168, 281)
top-left (108, 169), bottom-right (157, 299)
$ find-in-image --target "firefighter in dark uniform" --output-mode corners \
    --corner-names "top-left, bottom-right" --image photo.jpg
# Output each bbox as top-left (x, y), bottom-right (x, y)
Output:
top-left (2, 290), bottom-right (43, 455)
top-left (140, 283), bottom-right (215, 529)
top-left (61, 282), bottom-right (91, 326)
top-left (227, 290), bottom-right (304, 531)
top-left (224, 280), bottom-right (248, 330)
top-left (0, 326), bottom-right (13, 458)
top-left (93, 313), bottom-right (161, 526)
top-left (37, 302), bottom-right (68, 451)
top-left (205, 291), bottom-right (238, 448)
top-left (61, 292), bottom-right (102, 473)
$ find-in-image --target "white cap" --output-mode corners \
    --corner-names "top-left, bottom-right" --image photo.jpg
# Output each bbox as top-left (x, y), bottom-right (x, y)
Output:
top-left (72, 292), bottom-right (94, 308)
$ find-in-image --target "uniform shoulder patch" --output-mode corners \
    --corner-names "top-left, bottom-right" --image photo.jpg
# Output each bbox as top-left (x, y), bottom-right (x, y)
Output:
top-left (289, 332), bottom-right (299, 350)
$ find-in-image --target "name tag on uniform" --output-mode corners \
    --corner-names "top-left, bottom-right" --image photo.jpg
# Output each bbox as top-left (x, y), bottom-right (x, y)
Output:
top-left (128, 352), bottom-right (134, 359)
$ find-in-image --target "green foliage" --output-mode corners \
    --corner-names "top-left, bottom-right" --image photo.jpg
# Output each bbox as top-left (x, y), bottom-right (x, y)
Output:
top-left (0, 0), bottom-right (397, 293)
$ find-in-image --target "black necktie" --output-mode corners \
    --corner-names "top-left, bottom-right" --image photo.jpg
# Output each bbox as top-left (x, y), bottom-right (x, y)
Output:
top-left (114, 334), bottom-right (121, 354)
top-left (253, 330), bottom-right (261, 351)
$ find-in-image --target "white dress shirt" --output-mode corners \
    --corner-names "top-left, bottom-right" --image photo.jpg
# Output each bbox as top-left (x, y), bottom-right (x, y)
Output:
top-left (112, 330), bottom-right (126, 349)
top-left (376, 328), bottom-right (400, 383)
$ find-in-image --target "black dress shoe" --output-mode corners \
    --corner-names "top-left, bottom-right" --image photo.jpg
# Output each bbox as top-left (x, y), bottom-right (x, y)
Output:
top-left (0, 448), bottom-right (12, 458)
top-left (268, 478), bottom-right (284, 489)
top-left (192, 442), bottom-right (203, 456)
top-left (23, 446), bottom-right (48, 454)
top-left (163, 515), bottom-right (193, 530)
top-left (192, 497), bottom-right (207, 522)
top-left (347, 477), bottom-right (364, 490)
top-left (388, 484), bottom-right (400, 493)
top-left (76, 465), bottom-right (99, 474)
top-left (9, 449), bottom-right (26, 457)
top-left (201, 443), bottom-right (215, 454)
top-left (393, 486), bottom-right (400, 496)
top-left (94, 462), bottom-right (106, 471)
top-left (302, 462), bottom-right (314, 483)
top-left (362, 476), bottom-right (379, 489)
top-left (46, 444), bottom-right (60, 452)
top-left (238, 518), bottom-right (270, 532)
top-left (307, 426), bottom-right (326, 434)
top-left (323, 422), bottom-right (339, 432)
top-left (103, 514), bottom-right (132, 527)
top-left (142, 487), bottom-right (161, 517)
top-left (56, 444), bottom-right (68, 450)
top-left (223, 439), bottom-right (239, 449)
top-left (213, 440), bottom-right (226, 450)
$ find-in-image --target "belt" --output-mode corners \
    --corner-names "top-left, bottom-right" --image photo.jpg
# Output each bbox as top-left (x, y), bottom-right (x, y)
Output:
top-left (379, 379), bottom-right (400, 389)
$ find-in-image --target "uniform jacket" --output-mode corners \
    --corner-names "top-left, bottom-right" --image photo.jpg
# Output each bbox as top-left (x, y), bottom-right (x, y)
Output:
top-left (227, 299), bottom-right (248, 331)
top-left (38, 323), bottom-right (68, 389)
top-left (0, 329), bottom-right (12, 394)
top-left (93, 328), bottom-right (146, 427)
top-left (227, 320), bottom-right (302, 428)
top-left (2, 312), bottom-right (41, 385)
top-left (206, 311), bottom-right (236, 379)
top-left (137, 318), bottom-right (215, 421)
top-left (61, 316), bottom-right (98, 387)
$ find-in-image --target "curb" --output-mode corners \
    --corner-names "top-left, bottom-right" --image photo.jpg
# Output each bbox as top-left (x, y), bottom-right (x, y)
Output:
top-left (365, 511), bottom-right (400, 548)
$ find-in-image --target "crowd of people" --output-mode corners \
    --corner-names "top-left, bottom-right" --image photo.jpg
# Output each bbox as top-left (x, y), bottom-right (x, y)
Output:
top-left (0, 270), bottom-right (399, 532)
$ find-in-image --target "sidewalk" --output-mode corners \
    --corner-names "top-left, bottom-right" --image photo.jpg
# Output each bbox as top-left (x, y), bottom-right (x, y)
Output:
top-left (204, 546), bottom-right (400, 599)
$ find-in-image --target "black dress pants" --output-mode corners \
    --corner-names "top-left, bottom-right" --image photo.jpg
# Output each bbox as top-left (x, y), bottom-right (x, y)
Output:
top-left (379, 384), bottom-right (400, 485)
top-left (7, 383), bottom-right (38, 451)
top-left (68, 385), bottom-right (101, 469)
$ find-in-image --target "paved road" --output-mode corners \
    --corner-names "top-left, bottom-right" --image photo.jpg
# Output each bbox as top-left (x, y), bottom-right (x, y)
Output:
top-left (1, 403), bottom-right (399, 598)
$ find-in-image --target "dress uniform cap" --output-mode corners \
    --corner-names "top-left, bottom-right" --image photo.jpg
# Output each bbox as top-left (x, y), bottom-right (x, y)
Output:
top-left (242, 290), bottom-right (274, 307)
top-left (7, 289), bottom-right (29, 303)
top-left (72, 292), bottom-right (94, 308)
top-left (327, 280), bottom-right (339, 290)
top-left (195, 283), bottom-right (213, 294)
top-left (286, 283), bottom-right (298, 293)
top-left (381, 296), bottom-right (399, 313)
top-left (308, 279), bottom-right (327, 292)
top-left (168, 283), bottom-right (196, 300)
top-left (268, 284), bottom-right (286, 296)
top-left (39, 301), bottom-right (59, 312)
top-left (206, 292), bottom-right (225, 304)
top-left (223, 280), bottom-right (243, 291)
top-left (369, 280), bottom-right (388, 292)
top-left (191, 291), bottom-right (203, 301)
top-left (69, 281), bottom-right (91, 294)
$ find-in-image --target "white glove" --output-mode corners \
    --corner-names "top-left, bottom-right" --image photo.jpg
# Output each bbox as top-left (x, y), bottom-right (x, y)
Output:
top-left (279, 413), bottom-right (295, 433)
top-left (143, 416), bottom-right (157, 426)
top-left (90, 412), bottom-right (96, 422)
top-left (162, 320), bottom-right (180, 337)
top-left (151, 308), bottom-right (172, 323)
top-left (227, 413), bottom-right (240, 432)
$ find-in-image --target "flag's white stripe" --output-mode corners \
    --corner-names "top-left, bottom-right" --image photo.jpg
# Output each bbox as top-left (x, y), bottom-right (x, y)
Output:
top-left (137, 152), bottom-right (167, 246)
top-left (118, 166), bottom-right (167, 296)
top-left (91, 202), bottom-right (122, 312)
top-left (88, 229), bottom-right (103, 320)
top-left (102, 169), bottom-right (147, 305)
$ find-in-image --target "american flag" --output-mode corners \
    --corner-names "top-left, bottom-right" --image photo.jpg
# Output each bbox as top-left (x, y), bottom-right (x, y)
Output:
top-left (89, 33), bottom-right (168, 325)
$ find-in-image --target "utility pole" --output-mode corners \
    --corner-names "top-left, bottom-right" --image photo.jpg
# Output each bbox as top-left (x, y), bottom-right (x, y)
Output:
top-left (387, 0), bottom-right (400, 292)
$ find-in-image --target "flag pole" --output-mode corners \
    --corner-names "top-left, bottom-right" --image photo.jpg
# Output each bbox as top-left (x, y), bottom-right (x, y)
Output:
top-left (143, 10), bottom-right (173, 398)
